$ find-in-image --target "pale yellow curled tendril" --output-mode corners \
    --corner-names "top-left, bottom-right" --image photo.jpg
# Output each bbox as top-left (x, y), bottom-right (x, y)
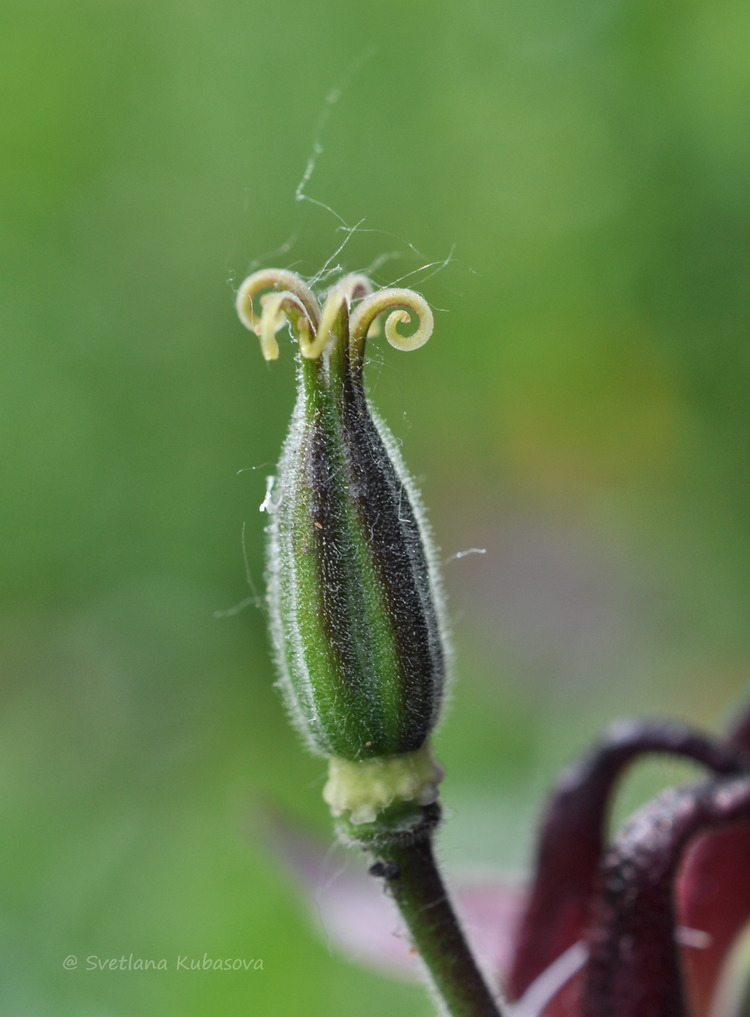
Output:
top-left (349, 288), bottom-right (434, 352)
top-left (258, 291), bottom-right (313, 361)
top-left (334, 274), bottom-right (382, 337)
top-left (305, 289), bottom-right (344, 360)
top-left (235, 269), bottom-right (320, 351)
top-left (305, 274), bottom-right (377, 361)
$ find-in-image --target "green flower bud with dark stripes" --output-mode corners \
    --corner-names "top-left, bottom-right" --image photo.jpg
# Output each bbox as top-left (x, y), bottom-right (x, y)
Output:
top-left (236, 269), bottom-right (447, 826)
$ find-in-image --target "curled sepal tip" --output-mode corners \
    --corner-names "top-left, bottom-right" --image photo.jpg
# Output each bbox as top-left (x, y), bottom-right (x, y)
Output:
top-left (235, 269), bottom-right (433, 362)
top-left (350, 287), bottom-right (434, 353)
top-left (235, 268), bottom-right (321, 362)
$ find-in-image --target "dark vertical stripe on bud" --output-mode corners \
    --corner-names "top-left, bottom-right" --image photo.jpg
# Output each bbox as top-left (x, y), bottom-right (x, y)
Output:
top-left (342, 370), bottom-right (444, 750)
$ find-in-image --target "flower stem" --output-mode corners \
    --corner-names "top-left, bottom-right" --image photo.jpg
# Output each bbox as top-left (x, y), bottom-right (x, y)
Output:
top-left (372, 828), bottom-right (506, 1017)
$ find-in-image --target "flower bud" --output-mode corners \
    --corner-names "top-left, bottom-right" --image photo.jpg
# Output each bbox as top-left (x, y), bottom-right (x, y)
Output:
top-left (236, 270), bottom-right (447, 824)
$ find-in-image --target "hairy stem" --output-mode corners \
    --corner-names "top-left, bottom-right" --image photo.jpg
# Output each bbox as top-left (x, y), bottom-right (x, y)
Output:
top-left (372, 830), bottom-right (505, 1017)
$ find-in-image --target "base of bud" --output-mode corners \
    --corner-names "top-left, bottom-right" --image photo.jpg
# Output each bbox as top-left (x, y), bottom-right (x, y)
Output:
top-left (323, 743), bottom-right (444, 825)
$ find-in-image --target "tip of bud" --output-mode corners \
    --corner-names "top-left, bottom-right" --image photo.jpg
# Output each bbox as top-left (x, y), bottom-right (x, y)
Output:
top-left (235, 269), bottom-right (433, 363)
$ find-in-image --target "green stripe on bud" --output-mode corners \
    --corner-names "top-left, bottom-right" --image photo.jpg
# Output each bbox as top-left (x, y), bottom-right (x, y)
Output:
top-left (236, 269), bottom-right (448, 825)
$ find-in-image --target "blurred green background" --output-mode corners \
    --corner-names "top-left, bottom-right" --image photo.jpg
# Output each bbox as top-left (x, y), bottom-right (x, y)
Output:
top-left (3, 0), bottom-right (749, 1013)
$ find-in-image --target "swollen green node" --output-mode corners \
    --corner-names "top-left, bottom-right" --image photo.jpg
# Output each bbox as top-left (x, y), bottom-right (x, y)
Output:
top-left (323, 743), bottom-right (444, 825)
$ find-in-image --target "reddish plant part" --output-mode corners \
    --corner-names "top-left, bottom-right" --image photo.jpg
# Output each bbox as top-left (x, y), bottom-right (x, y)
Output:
top-left (506, 720), bottom-right (744, 1012)
top-left (581, 779), bottom-right (750, 1017)
top-left (507, 720), bottom-right (745, 1007)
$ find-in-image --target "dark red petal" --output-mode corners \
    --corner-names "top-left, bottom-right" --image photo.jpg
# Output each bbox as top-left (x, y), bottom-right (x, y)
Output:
top-left (678, 824), bottom-right (750, 1017)
top-left (507, 721), bottom-right (743, 1001)
top-left (580, 777), bottom-right (750, 1017)
top-left (669, 698), bottom-right (750, 1014)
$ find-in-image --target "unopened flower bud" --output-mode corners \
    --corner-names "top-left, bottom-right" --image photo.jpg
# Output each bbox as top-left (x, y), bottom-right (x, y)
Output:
top-left (236, 269), bottom-right (448, 827)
